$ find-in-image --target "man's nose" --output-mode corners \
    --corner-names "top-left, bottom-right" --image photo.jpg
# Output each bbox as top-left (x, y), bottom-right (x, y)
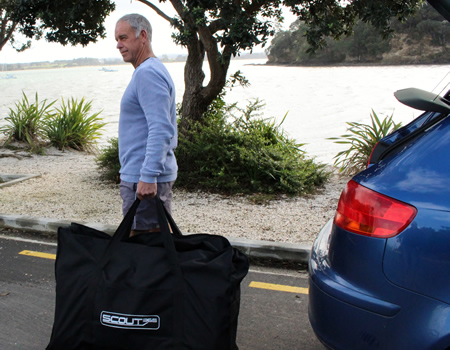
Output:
top-left (116, 41), bottom-right (122, 49)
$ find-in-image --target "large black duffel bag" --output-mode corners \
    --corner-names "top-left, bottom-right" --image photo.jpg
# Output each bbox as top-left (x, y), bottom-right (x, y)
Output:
top-left (46, 197), bottom-right (249, 349)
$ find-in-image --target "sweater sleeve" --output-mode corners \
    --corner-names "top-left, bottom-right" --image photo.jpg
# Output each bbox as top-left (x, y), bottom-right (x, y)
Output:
top-left (134, 66), bottom-right (176, 183)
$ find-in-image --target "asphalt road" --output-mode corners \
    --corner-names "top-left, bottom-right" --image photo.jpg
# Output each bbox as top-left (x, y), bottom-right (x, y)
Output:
top-left (0, 232), bottom-right (324, 350)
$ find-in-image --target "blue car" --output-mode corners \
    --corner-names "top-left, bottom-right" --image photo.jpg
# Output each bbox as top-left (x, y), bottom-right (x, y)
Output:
top-left (308, 3), bottom-right (450, 349)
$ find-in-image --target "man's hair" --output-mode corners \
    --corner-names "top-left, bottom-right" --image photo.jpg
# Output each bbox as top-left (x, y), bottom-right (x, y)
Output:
top-left (118, 14), bottom-right (152, 42)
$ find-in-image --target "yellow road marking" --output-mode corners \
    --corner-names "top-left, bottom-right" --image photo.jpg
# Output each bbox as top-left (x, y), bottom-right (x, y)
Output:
top-left (249, 281), bottom-right (309, 294)
top-left (17, 251), bottom-right (308, 296)
top-left (19, 250), bottom-right (56, 260)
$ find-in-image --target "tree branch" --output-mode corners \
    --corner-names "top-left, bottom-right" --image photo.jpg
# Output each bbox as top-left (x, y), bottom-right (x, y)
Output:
top-left (209, 19), bottom-right (226, 34)
top-left (136, 0), bottom-right (175, 24)
top-left (245, 0), bottom-right (270, 17)
top-left (0, 12), bottom-right (18, 51)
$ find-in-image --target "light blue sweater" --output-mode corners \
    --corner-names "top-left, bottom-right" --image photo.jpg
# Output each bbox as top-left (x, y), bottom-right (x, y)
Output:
top-left (119, 58), bottom-right (177, 184)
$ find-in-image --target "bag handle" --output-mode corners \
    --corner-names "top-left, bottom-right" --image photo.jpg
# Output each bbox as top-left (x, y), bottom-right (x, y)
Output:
top-left (99, 196), bottom-right (181, 269)
top-left (154, 196), bottom-right (183, 276)
top-left (88, 196), bottom-right (184, 348)
top-left (114, 196), bottom-right (181, 240)
top-left (93, 198), bottom-right (141, 269)
top-left (156, 197), bottom-right (182, 237)
top-left (113, 198), bottom-right (141, 241)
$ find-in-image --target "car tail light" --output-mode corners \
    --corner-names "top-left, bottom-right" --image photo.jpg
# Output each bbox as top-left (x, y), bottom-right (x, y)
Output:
top-left (334, 180), bottom-right (417, 238)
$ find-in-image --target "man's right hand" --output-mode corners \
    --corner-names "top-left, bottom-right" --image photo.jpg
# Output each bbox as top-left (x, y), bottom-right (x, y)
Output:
top-left (136, 181), bottom-right (157, 200)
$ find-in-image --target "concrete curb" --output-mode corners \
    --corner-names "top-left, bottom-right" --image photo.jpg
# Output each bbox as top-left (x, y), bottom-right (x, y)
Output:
top-left (0, 213), bottom-right (312, 265)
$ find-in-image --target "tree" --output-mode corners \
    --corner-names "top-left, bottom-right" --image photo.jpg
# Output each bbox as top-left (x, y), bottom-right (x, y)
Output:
top-left (391, 2), bottom-right (450, 46)
top-left (2, 0), bottom-right (422, 132)
top-left (267, 2), bottom-right (449, 65)
top-left (347, 21), bottom-right (391, 62)
top-left (0, 0), bottom-right (115, 52)
top-left (136, 0), bottom-right (421, 132)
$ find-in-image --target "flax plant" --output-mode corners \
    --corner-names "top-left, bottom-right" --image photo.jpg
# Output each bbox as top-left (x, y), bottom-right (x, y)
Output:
top-left (0, 92), bottom-right (56, 152)
top-left (44, 97), bottom-right (106, 153)
top-left (329, 110), bottom-right (401, 175)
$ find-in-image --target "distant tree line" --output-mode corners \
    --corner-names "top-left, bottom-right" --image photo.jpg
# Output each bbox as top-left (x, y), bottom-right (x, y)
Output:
top-left (267, 3), bottom-right (450, 65)
top-left (3, 52), bottom-right (268, 72)
top-left (3, 56), bottom-right (185, 71)
top-left (3, 58), bottom-right (123, 71)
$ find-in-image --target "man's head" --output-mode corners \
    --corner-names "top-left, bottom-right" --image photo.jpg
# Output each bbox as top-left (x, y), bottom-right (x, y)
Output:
top-left (115, 14), bottom-right (153, 68)
top-left (118, 14), bottom-right (152, 42)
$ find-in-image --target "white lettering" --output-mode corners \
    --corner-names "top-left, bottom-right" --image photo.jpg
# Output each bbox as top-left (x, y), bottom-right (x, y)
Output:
top-left (100, 311), bottom-right (160, 330)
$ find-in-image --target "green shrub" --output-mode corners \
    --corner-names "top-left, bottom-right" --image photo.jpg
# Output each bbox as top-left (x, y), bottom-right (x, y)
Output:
top-left (96, 137), bottom-right (120, 183)
top-left (329, 110), bottom-right (402, 175)
top-left (0, 91), bottom-right (56, 152)
top-left (44, 97), bottom-right (105, 152)
top-left (176, 98), bottom-right (329, 195)
top-left (96, 96), bottom-right (329, 195)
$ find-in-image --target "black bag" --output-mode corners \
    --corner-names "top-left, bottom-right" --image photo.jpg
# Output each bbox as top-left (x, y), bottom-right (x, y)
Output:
top-left (46, 197), bottom-right (249, 350)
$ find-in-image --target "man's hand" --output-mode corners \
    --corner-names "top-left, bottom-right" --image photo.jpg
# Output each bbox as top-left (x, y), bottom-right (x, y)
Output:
top-left (136, 181), bottom-right (157, 200)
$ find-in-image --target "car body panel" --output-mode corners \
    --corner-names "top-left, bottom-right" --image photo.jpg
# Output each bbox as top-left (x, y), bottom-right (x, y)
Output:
top-left (309, 219), bottom-right (450, 350)
top-left (308, 3), bottom-right (450, 345)
top-left (355, 115), bottom-right (450, 212)
top-left (384, 208), bottom-right (450, 305)
top-left (309, 86), bottom-right (450, 347)
top-left (310, 220), bottom-right (401, 317)
top-left (353, 114), bottom-right (450, 303)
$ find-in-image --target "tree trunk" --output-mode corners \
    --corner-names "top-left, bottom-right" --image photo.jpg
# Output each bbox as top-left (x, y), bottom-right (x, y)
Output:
top-left (179, 33), bottom-right (207, 133)
top-left (179, 25), bottom-right (232, 134)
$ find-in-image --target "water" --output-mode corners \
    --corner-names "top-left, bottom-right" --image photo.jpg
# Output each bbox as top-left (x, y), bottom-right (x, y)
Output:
top-left (1, 59), bottom-right (449, 164)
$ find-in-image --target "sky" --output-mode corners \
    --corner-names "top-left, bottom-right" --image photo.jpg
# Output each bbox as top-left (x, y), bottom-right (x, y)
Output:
top-left (1, 0), bottom-right (296, 64)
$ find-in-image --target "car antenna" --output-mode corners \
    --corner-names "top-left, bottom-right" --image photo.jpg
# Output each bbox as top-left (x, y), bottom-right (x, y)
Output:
top-left (432, 71), bottom-right (450, 101)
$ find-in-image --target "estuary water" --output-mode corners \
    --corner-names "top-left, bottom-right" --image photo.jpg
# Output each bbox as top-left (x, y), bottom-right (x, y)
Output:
top-left (1, 59), bottom-right (449, 164)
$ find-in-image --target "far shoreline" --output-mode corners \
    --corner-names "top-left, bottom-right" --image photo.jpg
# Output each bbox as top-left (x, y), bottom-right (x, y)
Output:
top-left (4, 55), bottom-right (449, 73)
top-left (262, 60), bottom-right (450, 68)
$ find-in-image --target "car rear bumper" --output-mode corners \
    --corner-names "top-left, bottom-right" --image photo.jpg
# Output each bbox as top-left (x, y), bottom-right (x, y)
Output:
top-left (309, 221), bottom-right (401, 318)
top-left (308, 276), bottom-right (389, 350)
top-left (308, 220), bottom-right (394, 349)
top-left (308, 219), bottom-right (450, 350)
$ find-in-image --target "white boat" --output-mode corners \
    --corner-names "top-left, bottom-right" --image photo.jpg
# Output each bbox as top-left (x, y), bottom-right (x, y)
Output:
top-left (99, 67), bottom-right (118, 72)
top-left (1, 73), bottom-right (17, 79)
top-left (1, 64), bottom-right (17, 79)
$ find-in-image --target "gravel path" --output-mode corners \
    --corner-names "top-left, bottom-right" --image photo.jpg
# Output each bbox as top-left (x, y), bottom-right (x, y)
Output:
top-left (0, 147), bottom-right (350, 245)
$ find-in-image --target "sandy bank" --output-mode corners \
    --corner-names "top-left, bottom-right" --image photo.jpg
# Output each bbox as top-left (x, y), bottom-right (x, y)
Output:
top-left (0, 147), bottom-right (349, 245)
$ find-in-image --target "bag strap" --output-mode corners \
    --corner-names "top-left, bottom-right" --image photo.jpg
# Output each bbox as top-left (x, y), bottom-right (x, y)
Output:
top-left (114, 197), bottom-right (141, 241)
top-left (154, 196), bottom-right (185, 349)
top-left (96, 198), bottom-right (141, 268)
top-left (157, 198), bottom-right (183, 237)
top-left (154, 196), bottom-right (182, 274)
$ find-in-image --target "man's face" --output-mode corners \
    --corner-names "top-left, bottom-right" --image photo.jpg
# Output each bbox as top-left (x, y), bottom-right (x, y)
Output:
top-left (115, 21), bottom-right (144, 66)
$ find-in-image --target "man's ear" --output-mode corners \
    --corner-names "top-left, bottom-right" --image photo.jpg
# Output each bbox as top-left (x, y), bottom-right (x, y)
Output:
top-left (140, 29), bottom-right (148, 42)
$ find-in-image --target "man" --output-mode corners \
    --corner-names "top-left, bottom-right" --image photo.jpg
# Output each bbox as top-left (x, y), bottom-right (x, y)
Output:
top-left (115, 14), bottom-right (177, 234)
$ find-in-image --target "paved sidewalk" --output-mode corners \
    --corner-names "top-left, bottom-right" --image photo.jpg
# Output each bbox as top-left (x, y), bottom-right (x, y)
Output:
top-left (0, 213), bottom-right (312, 265)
